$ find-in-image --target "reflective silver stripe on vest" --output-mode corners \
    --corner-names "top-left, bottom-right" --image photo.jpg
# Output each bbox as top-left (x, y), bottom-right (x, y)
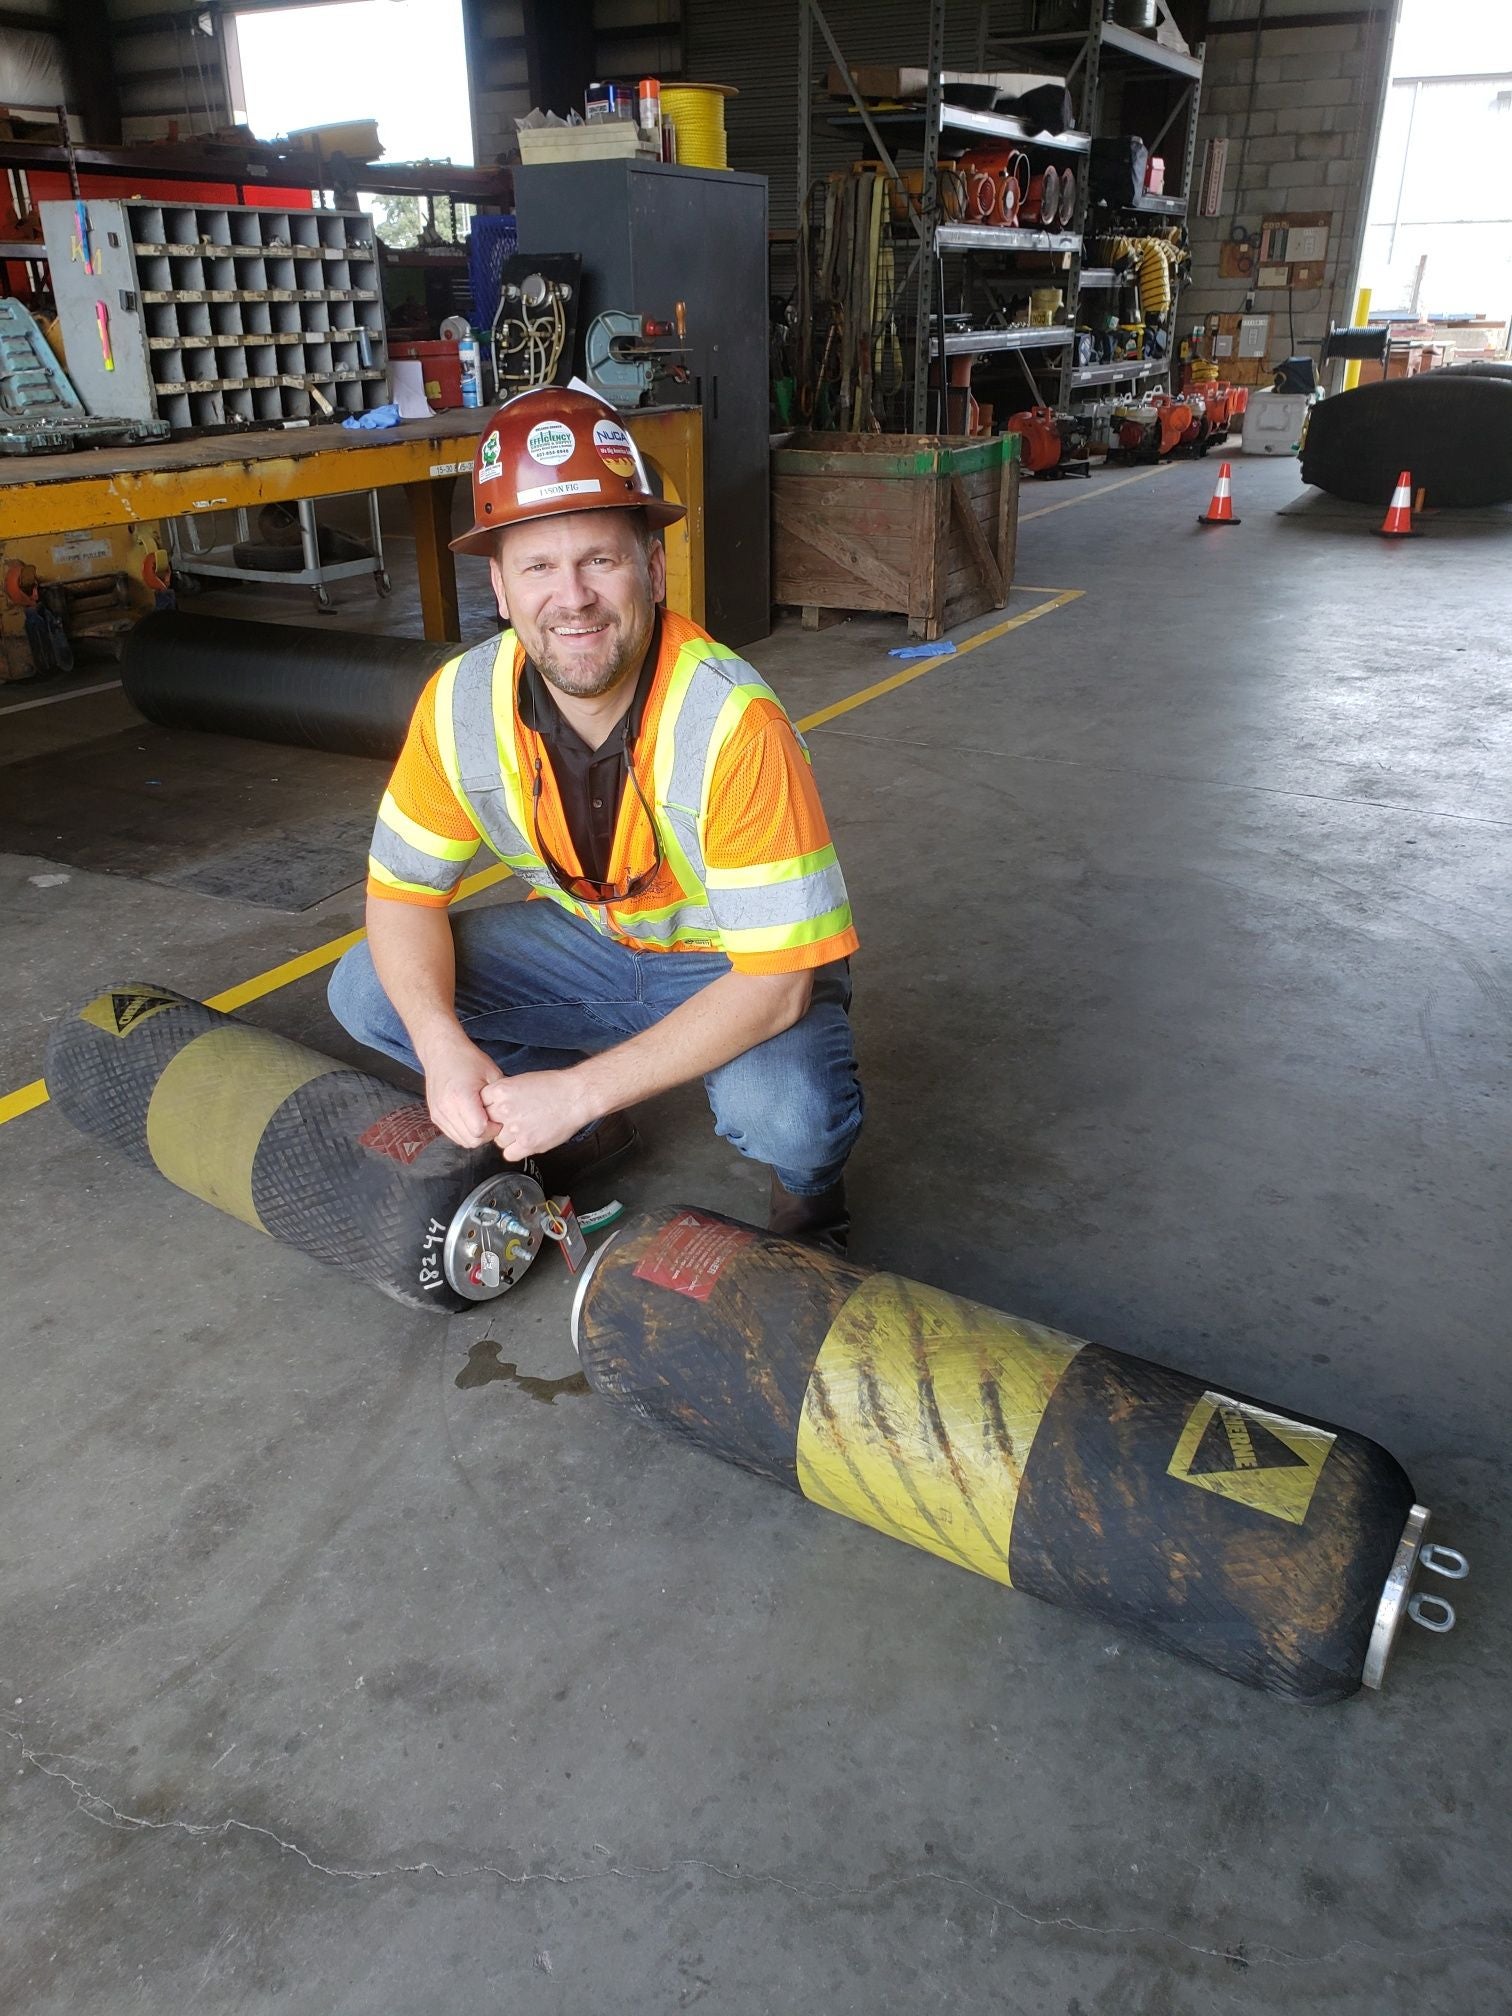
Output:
top-left (368, 821), bottom-right (467, 894)
top-left (660, 650), bottom-right (774, 888)
top-left (586, 890), bottom-right (720, 943)
top-left (701, 858), bottom-right (850, 933)
top-left (449, 635), bottom-right (555, 891)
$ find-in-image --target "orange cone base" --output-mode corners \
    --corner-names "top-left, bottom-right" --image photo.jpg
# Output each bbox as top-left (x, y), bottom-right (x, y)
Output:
top-left (1374, 524), bottom-right (1421, 538)
top-left (1197, 511), bottom-right (1241, 526)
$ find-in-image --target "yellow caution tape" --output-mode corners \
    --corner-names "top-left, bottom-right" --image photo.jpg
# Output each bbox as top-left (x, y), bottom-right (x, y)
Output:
top-left (145, 1024), bottom-right (342, 1233)
top-left (795, 1273), bottom-right (1081, 1584)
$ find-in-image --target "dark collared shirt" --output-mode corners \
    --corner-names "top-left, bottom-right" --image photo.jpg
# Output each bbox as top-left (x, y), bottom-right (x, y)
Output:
top-left (518, 615), bottom-right (661, 885)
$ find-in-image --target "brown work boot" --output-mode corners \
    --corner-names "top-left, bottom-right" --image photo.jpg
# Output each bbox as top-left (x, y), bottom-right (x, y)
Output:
top-left (767, 1171), bottom-right (849, 1255)
top-left (527, 1112), bottom-right (639, 1201)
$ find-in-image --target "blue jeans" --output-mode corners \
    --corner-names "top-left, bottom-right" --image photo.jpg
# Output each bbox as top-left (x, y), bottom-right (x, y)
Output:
top-left (327, 897), bottom-right (863, 1194)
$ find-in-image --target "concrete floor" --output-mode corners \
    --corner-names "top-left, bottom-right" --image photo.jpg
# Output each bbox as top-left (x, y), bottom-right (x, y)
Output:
top-left (3, 457), bottom-right (1510, 2014)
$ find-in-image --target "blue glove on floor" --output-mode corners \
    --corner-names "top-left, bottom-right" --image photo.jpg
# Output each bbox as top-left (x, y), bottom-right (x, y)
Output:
top-left (887, 639), bottom-right (957, 660)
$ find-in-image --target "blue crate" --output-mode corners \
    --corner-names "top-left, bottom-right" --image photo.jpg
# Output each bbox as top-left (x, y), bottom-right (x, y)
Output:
top-left (468, 213), bottom-right (518, 328)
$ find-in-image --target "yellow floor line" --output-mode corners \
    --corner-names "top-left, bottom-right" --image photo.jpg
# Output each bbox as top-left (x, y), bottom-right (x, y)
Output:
top-left (0, 1080), bottom-right (48, 1126)
top-left (2, 588), bottom-right (1083, 1130)
top-left (1020, 464), bottom-right (1172, 523)
top-left (798, 589), bottom-right (1082, 732)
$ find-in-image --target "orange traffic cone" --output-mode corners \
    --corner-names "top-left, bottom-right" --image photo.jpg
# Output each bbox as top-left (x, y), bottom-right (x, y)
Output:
top-left (1376, 470), bottom-right (1419, 537)
top-left (1197, 461), bottom-right (1240, 526)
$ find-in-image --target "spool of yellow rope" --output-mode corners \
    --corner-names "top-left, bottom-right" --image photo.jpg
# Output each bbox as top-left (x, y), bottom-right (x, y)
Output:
top-left (662, 83), bottom-right (736, 170)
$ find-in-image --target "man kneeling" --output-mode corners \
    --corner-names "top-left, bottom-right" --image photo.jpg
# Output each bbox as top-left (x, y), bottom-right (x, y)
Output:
top-left (329, 387), bottom-right (862, 1248)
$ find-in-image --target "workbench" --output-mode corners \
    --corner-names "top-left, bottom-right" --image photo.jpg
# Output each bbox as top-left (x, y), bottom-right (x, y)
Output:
top-left (0, 405), bottom-right (705, 641)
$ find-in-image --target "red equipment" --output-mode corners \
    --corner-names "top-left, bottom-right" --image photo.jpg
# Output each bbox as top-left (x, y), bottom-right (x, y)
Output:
top-left (1196, 381), bottom-right (1249, 442)
top-left (1006, 405), bottom-right (1096, 479)
top-left (1114, 384), bottom-right (1252, 463)
top-left (959, 150), bottom-right (1029, 227)
top-left (1151, 393), bottom-right (1203, 453)
top-left (1115, 397), bottom-right (1194, 461)
top-left (1022, 166), bottom-right (1060, 228)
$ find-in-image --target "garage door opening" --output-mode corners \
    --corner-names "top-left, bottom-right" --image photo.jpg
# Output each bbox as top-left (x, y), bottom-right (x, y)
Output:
top-left (1357, 0), bottom-right (1512, 361)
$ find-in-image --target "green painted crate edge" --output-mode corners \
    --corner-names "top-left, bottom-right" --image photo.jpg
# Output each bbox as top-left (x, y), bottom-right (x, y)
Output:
top-left (771, 432), bottom-right (1020, 480)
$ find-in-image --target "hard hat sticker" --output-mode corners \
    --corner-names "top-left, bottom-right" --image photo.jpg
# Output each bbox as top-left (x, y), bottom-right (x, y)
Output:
top-left (593, 416), bottom-right (642, 481)
top-left (517, 478), bottom-right (603, 505)
top-left (1168, 1390), bottom-right (1334, 1525)
top-left (477, 429), bottom-right (503, 483)
top-left (525, 420), bottom-right (576, 467)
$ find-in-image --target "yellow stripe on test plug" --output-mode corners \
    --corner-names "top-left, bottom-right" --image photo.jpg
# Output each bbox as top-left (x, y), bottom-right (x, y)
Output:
top-left (796, 1273), bottom-right (1081, 1585)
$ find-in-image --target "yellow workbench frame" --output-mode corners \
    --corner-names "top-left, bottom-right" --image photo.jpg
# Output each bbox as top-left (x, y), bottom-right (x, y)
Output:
top-left (0, 405), bottom-right (705, 641)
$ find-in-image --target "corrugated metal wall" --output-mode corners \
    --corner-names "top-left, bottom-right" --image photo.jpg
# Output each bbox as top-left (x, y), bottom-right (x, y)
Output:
top-left (108, 0), bottom-right (232, 139)
top-left (682, 0), bottom-right (1039, 232)
top-left (471, 0), bottom-right (683, 166)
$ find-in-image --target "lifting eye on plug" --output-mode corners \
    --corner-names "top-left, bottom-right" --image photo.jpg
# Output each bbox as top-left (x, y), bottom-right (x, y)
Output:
top-left (1409, 1593), bottom-right (1456, 1634)
top-left (1406, 1541), bottom-right (1470, 1636)
top-left (1420, 1543), bottom-right (1469, 1580)
top-left (1361, 1505), bottom-right (1470, 1689)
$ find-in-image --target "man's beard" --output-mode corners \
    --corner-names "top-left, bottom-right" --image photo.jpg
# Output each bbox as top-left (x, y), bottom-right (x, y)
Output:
top-left (529, 605), bottom-right (652, 700)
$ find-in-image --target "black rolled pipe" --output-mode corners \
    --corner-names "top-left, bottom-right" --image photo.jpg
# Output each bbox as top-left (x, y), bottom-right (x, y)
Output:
top-left (121, 612), bottom-right (454, 759)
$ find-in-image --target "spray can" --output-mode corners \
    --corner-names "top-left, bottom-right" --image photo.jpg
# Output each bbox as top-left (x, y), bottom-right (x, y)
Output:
top-left (457, 334), bottom-right (483, 408)
top-left (638, 77), bottom-right (661, 146)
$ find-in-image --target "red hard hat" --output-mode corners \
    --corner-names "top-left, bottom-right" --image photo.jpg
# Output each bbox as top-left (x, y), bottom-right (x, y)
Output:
top-left (449, 387), bottom-right (686, 555)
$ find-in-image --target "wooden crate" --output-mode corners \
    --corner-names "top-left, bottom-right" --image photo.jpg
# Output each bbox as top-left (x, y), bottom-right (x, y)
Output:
top-left (772, 431), bottom-right (1020, 640)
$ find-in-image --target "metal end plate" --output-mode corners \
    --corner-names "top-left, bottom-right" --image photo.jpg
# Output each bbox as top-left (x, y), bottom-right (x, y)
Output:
top-left (570, 1228), bottom-right (619, 1358)
top-left (1361, 1503), bottom-right (1432, 1691)
top-left (443, 1169), bottom-right (549, 1302)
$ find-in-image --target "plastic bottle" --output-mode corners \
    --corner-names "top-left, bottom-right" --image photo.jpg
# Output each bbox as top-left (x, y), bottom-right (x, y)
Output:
top-left (458, 335), bottom-right (482, 408)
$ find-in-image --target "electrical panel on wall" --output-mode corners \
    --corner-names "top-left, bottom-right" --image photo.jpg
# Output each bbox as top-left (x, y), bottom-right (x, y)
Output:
top-left (1258, 212), bottom-right (1330, 291)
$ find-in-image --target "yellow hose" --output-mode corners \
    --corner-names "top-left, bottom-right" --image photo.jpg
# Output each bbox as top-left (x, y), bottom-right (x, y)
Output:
top-left (1137, 238), bottom-right (1171, 316)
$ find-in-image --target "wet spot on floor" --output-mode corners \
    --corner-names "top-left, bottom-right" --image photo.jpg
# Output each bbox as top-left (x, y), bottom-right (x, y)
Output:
top-left (454, 1339), bottom-right (590, 1402)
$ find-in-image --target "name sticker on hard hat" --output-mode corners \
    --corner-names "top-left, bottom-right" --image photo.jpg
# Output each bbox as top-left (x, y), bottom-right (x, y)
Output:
top-left (592, 416), bottom-right (642, 480)
top-left (477, 429), bottom-right (503, 483)
top-left (1168, 1391), bottom-right (1335, 1526)
top-left (517, 478), bottom-right (604, 505)
top-left (525, 420), bottom-right (576, 466)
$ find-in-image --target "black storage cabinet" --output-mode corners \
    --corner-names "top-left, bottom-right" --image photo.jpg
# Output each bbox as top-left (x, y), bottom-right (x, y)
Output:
top-left (514, 159), bottom-right (770, 648)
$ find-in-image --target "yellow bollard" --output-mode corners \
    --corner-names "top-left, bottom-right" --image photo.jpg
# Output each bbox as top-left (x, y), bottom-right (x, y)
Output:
top-left (1343, 286), bottom-right (1373, 391)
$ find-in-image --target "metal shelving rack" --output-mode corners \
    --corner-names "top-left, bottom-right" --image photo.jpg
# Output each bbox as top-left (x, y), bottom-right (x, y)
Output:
top-left (988, 3), bottom-right (1204, 406)
top-left (797, 0), bottom-right (1204, 428)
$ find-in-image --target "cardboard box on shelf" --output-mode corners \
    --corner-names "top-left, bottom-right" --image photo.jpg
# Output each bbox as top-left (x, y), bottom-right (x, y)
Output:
top-left (516, 123), bottom-right (656, 163)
